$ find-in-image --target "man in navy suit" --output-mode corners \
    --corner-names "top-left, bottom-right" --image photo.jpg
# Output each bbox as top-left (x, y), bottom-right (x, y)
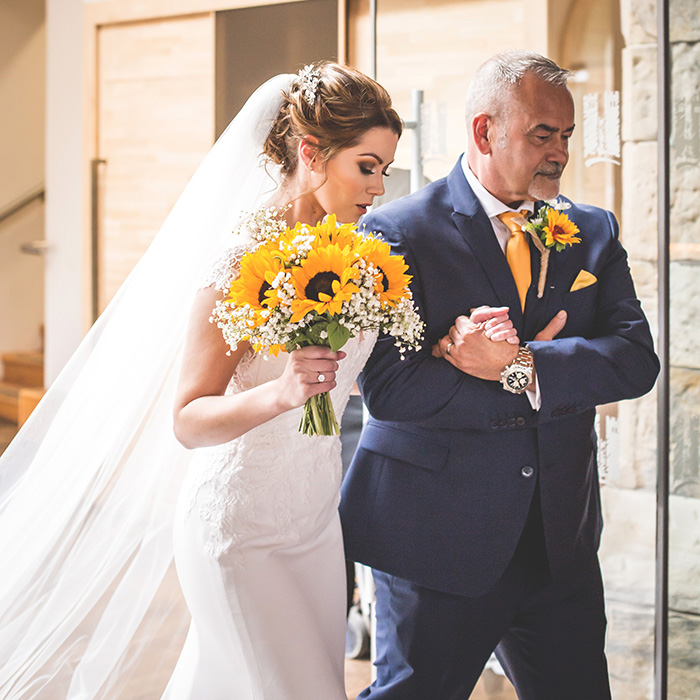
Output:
top-left (340, 51), bottom-right (659, 699)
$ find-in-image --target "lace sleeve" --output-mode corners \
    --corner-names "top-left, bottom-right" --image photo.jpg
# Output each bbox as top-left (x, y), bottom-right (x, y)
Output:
top-left (199, 245), bottom-right (247, 292)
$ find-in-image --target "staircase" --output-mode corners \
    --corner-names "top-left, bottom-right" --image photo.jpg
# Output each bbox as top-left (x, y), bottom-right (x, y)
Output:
top-left (0, 351), bottom-right (44, 425)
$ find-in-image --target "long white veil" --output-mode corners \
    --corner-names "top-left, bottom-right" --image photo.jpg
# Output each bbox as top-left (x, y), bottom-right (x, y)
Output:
top-left (0, 73), bottom-right (293, 700)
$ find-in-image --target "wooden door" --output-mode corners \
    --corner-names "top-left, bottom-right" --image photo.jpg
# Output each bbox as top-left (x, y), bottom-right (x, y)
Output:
top-left (96, 14), bottom-right (215, 311)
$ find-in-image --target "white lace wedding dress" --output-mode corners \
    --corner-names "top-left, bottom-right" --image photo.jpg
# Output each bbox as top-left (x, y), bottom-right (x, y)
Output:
top-left (162, 243), bottom-right (376, 700)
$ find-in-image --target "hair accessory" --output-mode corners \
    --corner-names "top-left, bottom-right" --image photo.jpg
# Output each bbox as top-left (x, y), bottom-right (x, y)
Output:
top-left (298, 64), bottom-right (321, 106)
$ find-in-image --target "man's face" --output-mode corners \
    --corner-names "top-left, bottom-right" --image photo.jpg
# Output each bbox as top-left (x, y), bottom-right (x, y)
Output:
top-left (486, 73), bottom-right (575, 205)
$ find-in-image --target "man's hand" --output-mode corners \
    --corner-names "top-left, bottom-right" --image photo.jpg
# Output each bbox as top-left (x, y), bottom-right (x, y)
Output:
top-left (533, 310), bottom-right (567, 342)
top-left (433, 307), bottom-right (519, 381)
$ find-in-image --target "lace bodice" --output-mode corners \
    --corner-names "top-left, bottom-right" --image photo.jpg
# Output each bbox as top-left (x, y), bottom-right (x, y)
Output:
top-left (182, 240), bottom-right (376, 558)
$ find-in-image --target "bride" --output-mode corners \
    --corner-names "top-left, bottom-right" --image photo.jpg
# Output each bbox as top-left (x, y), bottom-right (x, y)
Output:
top-left (164, 63), bottom-right (402, 699)
top-left (0, 62), bottom-right (515, 699)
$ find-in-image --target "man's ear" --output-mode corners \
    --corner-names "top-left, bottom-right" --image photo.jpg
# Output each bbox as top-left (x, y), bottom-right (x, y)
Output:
top-left (299, 135), bottom-right (320, 170)
top-left (471, 113), bottom-right (493, 156)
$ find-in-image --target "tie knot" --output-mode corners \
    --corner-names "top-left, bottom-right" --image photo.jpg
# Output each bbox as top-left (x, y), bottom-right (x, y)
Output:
top-left (497, 210), bottom-right (529, 235)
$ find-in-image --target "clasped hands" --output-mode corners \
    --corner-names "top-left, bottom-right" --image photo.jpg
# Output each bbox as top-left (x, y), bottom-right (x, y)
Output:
top-left (432, 306), bottom-right (567, 382)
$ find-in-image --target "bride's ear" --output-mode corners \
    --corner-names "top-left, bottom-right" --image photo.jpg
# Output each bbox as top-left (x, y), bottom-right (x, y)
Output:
top-left (299, 136), bottom-right (320, 171)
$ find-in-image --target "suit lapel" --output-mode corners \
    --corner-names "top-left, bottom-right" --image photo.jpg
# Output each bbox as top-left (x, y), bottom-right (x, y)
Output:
top-left (447, 163), bottom-right (523, 329)
top-left (522, 201), bottom-right (549, 339)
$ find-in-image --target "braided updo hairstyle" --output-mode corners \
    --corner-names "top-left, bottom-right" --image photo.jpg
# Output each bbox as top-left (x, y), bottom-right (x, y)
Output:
top-left (263, 62), bottom-right (402, 175)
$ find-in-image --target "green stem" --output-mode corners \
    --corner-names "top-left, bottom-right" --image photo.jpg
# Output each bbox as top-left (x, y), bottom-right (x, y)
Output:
top-left (299, 392), bottom-right (340, 436)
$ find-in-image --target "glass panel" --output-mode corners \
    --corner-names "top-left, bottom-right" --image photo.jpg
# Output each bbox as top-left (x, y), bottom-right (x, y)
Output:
top-left (353, 0), bottom-right (662, 697)
top-left (668, 0), bottom-right (700, 696)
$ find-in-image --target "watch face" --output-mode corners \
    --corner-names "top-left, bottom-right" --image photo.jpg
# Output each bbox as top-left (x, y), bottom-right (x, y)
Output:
top-left (506, 369), bottom-right (530, 392)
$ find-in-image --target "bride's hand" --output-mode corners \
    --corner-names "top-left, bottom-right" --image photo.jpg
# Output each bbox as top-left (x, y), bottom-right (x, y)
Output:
top-left (274, 346), bottom-right (346, 411)
top-left (470, 306), bottom-right (519, 344)
top-left (432, 306), bottom-right (519, 358)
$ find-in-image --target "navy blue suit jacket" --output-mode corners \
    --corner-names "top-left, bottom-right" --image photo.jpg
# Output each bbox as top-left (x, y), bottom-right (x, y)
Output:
top-left (340, 159), bottom-right (659, 597)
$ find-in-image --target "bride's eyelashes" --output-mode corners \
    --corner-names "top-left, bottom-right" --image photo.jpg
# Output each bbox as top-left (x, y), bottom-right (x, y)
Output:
top-left (359, 162), bottom-right (392, 177)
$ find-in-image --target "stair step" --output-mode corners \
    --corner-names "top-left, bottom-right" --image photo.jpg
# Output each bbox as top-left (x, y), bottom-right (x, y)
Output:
top-left (2, 351), bottom-right (43, 387)
top-left (0, 382), bottom-right (19, 423)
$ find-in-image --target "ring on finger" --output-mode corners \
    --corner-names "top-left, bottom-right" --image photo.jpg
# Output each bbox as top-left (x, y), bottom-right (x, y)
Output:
top-left (446, 342), bottom-right (454, 356)
top-left (317, 373), bottom-right (326, 383)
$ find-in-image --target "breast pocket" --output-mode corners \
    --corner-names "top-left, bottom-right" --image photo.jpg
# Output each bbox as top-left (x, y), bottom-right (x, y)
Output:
top-left (559, 282), bottom-right (598, 335)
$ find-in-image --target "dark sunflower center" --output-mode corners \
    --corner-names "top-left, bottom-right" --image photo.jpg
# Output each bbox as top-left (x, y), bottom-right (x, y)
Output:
top-left (305, 271), bottom-right (340, 301)
top-left (551, 225), bottom-right (565, 238)
top-left (375, 266), bottom-right (389, 292)
top-left (258, 281), bottom-right (272, 306)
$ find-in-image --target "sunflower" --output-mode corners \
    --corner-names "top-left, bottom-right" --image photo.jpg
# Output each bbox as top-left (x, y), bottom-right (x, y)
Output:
top-left (227, 243), bottom-right (285, 321)
top-left (313, 215), bottom-right (360, 250)
top-left (277, 216), bottom-right (360, 256)
top-left (357, 237), bottom-right (412, 307)
top-left (289, 244), bottom-right (360, 322)
top-left (542, 209), bottom-right (581, 249)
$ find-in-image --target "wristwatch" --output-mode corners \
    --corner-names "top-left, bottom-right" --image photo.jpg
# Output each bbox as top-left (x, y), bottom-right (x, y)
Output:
top-left (500, 346), bottom-right (534, 394)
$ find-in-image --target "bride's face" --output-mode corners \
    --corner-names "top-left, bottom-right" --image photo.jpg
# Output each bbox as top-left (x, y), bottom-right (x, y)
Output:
top-left (312, 126), bottom-right (399, 223)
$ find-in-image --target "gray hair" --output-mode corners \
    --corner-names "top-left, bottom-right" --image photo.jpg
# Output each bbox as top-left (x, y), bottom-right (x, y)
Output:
top-left (465, 51), bottom-right (572, 124)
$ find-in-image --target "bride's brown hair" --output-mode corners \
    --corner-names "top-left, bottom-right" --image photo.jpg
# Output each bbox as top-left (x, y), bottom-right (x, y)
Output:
top-left (263, 62), bottom-right (402, 175)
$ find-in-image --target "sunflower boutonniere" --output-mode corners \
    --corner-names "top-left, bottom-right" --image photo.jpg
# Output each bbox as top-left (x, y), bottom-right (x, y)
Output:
top-left (516, 199), bottom-right (581, 298)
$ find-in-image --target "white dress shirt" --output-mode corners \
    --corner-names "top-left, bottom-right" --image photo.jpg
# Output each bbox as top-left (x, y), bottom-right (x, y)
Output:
top-left (460, 155), bottom-right (541, 410)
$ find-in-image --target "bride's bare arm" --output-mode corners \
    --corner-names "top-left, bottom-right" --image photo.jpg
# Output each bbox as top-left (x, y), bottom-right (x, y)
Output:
top-left (173, 287), bottom-right (345, 449)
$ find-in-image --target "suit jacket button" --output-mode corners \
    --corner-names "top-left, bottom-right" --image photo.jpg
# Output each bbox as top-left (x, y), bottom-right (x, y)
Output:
top-left (508, 417), bottom-right (516, 427)
top-left (521, 465), bottom-right (535, 478)
top-left (490, 420), bottom-right (499, 429)
top-left (516, 416), bottom-right (525, 426)
top-left (499, 419), bottom-right (509, 428)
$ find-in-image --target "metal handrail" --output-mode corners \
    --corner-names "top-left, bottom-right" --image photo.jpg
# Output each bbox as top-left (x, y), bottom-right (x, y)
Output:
top-left (0, 185), bottom-right (45, 228)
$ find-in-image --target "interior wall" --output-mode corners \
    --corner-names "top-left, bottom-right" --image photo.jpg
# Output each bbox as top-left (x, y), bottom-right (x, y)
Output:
top-left (216, 0), bottom-right (338, 137)
top-left (0, 0), bottom-right (46, 357)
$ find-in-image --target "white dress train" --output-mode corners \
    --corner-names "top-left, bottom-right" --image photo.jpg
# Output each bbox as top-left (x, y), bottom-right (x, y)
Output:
top-left (162, 247), bottom-right (375, 700)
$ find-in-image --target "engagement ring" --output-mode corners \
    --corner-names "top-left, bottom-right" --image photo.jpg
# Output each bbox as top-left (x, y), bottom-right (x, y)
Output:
top-left (317, 373), bottom-right (326, 383)
top-left (446, 342), bottom-right (453, 356)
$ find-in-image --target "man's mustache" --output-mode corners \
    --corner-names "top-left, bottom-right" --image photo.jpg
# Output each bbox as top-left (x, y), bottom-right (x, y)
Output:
top-left (536, 166), bottom-right (563, 178)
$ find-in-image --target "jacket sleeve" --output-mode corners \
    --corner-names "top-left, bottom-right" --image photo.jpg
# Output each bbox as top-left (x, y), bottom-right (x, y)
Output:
top-left (359, 211), bottom-right (537, 432)
top-left (528, 210), bottom-right (659, 422)
top-left (359, 209), bottom-right (658, 431)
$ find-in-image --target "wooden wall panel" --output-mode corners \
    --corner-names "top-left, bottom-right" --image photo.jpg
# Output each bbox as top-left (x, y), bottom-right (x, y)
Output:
top-left (97, 14), bottom-right (215, 309)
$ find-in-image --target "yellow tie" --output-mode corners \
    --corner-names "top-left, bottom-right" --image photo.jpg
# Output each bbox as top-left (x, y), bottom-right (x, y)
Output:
top-left (498, 210), bottom-right (531, 311)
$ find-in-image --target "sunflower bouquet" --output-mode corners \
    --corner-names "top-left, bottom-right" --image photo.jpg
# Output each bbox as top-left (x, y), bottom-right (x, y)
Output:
top-left (212, 208), bottom-right (424, 436)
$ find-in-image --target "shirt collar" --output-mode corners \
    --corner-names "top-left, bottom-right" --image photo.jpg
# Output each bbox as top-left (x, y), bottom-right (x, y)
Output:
top-left (460, 154), bottom-right (535, 219)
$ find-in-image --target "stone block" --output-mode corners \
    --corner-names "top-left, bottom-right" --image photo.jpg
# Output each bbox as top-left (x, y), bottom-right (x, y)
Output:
top-left (620, 0), bottom-right (656, 46)
top-left (669, 493), bottom-right (700, 614)
top-left (670, 263), bottom-right (700, 369)
top-left (600, 487), bottom-right (656, 606)
top-left (621, 45), bottom-right (658, 142)
top-left (670, 43), bottom-right (700, 240)
top-left (620, 141), bottom-right (657, 261)
top-left (670, 367), bottom-right (700, 496)
top-left (670, 0), bottom-right (700, 43)
top-left (606, 600), bottom-right (654, 700)
top-left (616, 389), bottom-right (658, 490)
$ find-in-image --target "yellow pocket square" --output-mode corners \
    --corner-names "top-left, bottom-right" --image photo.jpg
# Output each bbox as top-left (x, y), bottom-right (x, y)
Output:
top-left (570, 270), bottom-right (597, 292)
